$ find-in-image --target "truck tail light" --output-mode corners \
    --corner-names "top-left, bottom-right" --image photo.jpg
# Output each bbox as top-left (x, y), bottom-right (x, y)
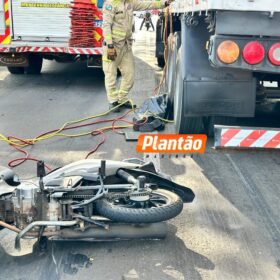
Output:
top-left (243, 41), bottom-right (265, 65)
top-left (217, 41), bottom-right (240, 64)
top-left (268, 43), bottom-right (280, 66)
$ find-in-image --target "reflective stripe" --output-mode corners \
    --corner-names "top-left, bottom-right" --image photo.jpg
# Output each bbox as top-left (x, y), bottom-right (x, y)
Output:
top-left (112, 29), bottom-right (126, 38)
top-left (112, 0), bottom-right (121, 6)
top-left (155, 1), bottom-right (162, 8)
top-left (102, 56), bottom-right (111, 62)
top-left (119, 89), bottom-right (129, 101)
top-left (109, 90), bottom-right (119, 97)
top-left (108, 89), bottom-right (119, 102)
top-left (119, 89), bottom-right (128, 94)
top-left (104, 34), bottom-right (112, 40)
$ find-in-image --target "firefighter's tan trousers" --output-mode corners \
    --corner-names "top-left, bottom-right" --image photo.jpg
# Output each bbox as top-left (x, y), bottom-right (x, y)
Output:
top-left (102, 43), bottom-right (134, 103)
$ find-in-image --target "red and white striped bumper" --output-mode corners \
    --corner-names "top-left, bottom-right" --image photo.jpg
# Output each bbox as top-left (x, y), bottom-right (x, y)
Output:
top-left (0, 46), bottom-right (102, 55)
top-left (214, 125), bottom-right (280, 149)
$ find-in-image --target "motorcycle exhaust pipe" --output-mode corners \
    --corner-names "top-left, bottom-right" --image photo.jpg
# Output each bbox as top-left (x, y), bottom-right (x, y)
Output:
top-left (55, 223), bottom-right (167, 241)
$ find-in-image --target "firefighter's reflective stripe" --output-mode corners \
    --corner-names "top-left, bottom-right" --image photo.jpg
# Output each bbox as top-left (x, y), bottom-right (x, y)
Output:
top-left (0, 0), bottom-right (10, 45)
top-left (156, 0), bottom-right (162, 9)
top-left (104, 35), bottom-right (112, 41)
top-left (112, 29), bottom-right (126, 38)
top-left (119, 89), bottom-right (129, 94)
top-left (102, 56), bottom-right (111, 62)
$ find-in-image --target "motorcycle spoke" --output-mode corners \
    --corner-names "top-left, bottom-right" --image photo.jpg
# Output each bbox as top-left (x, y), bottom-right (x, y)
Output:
top-left (107, 192), bottom-right (170, 210)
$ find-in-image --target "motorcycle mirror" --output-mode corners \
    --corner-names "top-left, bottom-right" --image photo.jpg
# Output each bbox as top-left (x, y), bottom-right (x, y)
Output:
top-left (99, 160), bottom-right (106, 178)
top-left (37, 160), bottom-right (46, 178)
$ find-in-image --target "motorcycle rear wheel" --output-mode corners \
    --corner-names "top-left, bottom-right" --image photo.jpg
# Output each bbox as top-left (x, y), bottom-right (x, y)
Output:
top-left (96, 189), bottom-right (183, 223)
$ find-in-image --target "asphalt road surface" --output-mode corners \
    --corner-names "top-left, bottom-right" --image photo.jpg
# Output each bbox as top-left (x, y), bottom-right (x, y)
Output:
top-left (0, 18), bottom-right (279, 280)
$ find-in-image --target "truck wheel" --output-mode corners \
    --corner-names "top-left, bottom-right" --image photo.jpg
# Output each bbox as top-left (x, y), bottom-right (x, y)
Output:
top-left (157, 56), bottom-right (165, 68)
top-left (7, 67), bottom-right (24, 75)
top-left (204, 116), bottom-right (237, 137)
top-left (25, 55), bottom-right (43, 75)
top-left (174, 48), bottom-right (203, 133)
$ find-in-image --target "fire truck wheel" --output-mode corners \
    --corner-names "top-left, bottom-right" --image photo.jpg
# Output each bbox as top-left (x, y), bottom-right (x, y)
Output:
top-left (26, 55), bottom-right (43, 75)
top-left (7, 67), bottom-right (24, 75)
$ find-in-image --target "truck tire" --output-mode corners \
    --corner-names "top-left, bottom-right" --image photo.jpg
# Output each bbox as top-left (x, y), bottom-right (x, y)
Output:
top-left (26, 55), bottom-right (43, 75)
top-left (174, 48), bottom-right (203, 133)
top-left (204, 116), bottom-right (237, 137)
top-left (157, 56), bottom-right (165, 68)
top-left (96, 189), bottom-right (183, 223)
top-left (7, 67), bottom-right (24, 75)
top-left (156, 16), bottom-right (165, 68)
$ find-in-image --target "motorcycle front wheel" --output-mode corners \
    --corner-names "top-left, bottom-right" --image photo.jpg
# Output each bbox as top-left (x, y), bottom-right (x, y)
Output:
top-left (95, 189), bottom-right (183, 223)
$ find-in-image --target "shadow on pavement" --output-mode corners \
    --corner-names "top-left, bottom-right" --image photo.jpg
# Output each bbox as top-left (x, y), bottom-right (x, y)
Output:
top-left (188, 109), bottom-right (280, 279)
top-left (0, 224), bottom-right (214, 280)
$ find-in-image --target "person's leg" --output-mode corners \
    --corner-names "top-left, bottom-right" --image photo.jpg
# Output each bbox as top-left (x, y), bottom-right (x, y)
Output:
top-left (140, 18), bottom-right (145, 30)
top-left (150, 19), bottom-right (155, 31)
top-left (102, 47), bottom-right (118, 104)
top-left (118, 45), bottom-right (135, 106)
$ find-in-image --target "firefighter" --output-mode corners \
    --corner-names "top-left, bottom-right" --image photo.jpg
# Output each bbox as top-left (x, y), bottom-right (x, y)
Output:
top-left (102, 0), bottom-right (173, 112)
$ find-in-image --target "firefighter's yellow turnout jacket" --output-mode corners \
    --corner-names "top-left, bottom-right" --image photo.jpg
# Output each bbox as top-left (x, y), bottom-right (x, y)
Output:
top-left (103, 0), bottom-right (166, 47)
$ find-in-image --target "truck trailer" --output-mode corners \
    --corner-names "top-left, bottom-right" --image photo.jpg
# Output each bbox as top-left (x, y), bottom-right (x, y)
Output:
top-left (0, 0), bottom-right (104, 74)
top-left (156, 0), bottom-right (280, 134)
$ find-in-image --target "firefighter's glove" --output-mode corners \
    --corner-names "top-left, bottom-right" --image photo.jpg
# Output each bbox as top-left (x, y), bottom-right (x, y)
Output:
top-left (165, 0), bottom-right (174, 7)
top-left (107, 45), bottom-right (117, 61)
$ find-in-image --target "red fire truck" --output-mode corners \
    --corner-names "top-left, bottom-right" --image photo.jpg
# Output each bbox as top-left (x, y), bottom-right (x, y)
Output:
top-left (0, 0), bottom-right (103, 74)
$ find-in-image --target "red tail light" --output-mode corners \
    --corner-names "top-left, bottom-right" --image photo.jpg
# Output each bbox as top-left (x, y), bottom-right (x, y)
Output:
top-left (268, 43), bottom-right (280, 66)
top-left (243, 41), bottom-right (265, 65)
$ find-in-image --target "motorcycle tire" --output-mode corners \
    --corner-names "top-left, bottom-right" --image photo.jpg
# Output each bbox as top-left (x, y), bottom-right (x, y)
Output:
top-left (96, 189), bottom-right (183, 223)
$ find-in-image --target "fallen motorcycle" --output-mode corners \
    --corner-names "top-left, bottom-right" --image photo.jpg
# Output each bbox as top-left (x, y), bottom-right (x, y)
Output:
top-left (0, 159), bottom-right (195, 251)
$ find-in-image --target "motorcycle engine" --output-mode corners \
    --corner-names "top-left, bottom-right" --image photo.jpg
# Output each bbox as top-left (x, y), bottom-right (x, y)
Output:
top-left (12, 183), bottom-right (63, 230)
top-left (1, 179), bottom-right (93, 231)
top-left (12, 183), bottom-right (39, 229)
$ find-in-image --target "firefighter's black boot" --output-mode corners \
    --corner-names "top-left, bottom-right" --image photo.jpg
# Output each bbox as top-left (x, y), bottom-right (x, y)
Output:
top-left (109, 101), bottom-right (121, 113)
top-left (119, 101), bottom-right (136, 110)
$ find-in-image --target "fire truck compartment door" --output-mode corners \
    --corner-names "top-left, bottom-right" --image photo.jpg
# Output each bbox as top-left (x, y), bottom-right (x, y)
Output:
top-left (11, 0), bottom-right (72, 42)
